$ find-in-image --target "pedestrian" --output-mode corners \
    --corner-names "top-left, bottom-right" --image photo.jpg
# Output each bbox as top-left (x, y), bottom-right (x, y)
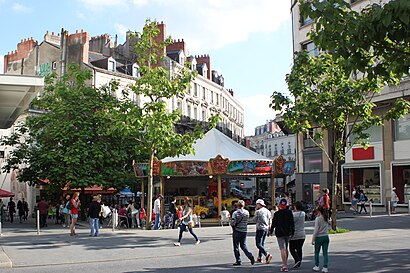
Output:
top-left (253, 199), bottom-right (273, 264)
top-left (358, 190), bottom-right (368, 214)
top-left (174, 197), bottom-right (200, 246)
top-left (7, 197), bottom-right (16, 223)
top-left (62, 194), bottom-right (71, 227)
top-left (319, 188), bottom-right (331, 219)
top-left (70, 192), bottom-right (81, 236)
top-left (0, 199), bottom-right (4, 224)
top-left (312, 206), bottom-right (330, 273)
top-left (88, 195), bottom-right (101, 237)
top-left (169, 196), bottom-right (177, 229)
top-left (391, 187), bottom-right (399, 213)
top-left (220, 206), bottom-right (230, 226)
top-left (17, 199), bottom-right (24, 223)
top-left (127, 200), bottom-right (138, 228)
top-left (37, 196), bottom-right (49, 228)
top-left (23, 198), bottom-right (29, 221)
top-left (270, 198), bottom-right (294, 272)
top-left (289, 201), bottom-right (306, 269)
top-left (350, 187), bottom-right (360, 214)
top-left (230, 200), bottom-right (255, 266)
top-left (153, 194), bottom-right (163, 230)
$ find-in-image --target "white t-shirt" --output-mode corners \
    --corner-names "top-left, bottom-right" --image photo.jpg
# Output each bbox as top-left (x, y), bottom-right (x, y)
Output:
top-left (153, 198), bottom-right (161, 214)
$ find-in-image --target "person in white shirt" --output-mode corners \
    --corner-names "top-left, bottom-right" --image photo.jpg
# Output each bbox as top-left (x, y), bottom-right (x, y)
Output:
top-left (153, 194), bottom-right (163, 230)
top-left (253, 199), bottom-right (273, 264)
top-left (391, 187), bottom-right (399, 213)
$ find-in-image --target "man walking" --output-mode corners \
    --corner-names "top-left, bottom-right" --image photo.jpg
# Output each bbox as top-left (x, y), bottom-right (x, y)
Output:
top-left (253, 199), bottom-right (273, 264)
top-left (270, 198), bottom-right (294, 272)
top-left (170, 196), bottom-right (177, 229)
top-left (37, 197), bottom-right (49, 228)
top-left (88, 195), bottom-right (101, 237)
top-left (153, 194), bottom-right (163, 230)
top-left (231, 200), bottom-right (255, 266)
top-left (7, 197), bottom-right (16, 223)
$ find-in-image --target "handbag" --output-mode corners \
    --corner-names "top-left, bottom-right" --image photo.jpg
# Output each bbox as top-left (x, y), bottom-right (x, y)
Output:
top-left (188, 220), bottom-right (195, 228)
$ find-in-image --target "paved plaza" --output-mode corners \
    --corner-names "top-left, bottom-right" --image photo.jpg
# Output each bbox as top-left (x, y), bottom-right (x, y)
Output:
top-left (0, 213), bottom-right (409, 272)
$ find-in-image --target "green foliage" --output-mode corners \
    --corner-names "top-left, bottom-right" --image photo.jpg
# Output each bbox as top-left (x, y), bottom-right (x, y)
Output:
top-left (329, 227), bottom-right (350, 234)
top-left (297, 0), bottom-right (410, 83)
top-left (1, 64), bottom-right (142, 192)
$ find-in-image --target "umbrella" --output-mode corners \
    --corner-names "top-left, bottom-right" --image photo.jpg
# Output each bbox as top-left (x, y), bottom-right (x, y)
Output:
top-left (0, 189), bottom-right (15, 198)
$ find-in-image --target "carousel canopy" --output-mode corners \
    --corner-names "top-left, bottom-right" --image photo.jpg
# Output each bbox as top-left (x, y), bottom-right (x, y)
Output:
top-left (162, 128), bottom-right (272, 163)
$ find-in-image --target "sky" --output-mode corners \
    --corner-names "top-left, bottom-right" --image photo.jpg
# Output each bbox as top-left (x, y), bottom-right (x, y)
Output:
top-left (0, 0), bottom-right (293, 136)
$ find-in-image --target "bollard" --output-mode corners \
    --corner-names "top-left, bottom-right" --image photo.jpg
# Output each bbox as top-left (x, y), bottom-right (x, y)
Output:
top-left (408, 202), bottom-right (410, 215)
top-left (388, 201), bottom-right (391, 216)
top-left (0, 213), bottom-right (2, 236)
top-left (369, 202), bottom-right (373, 217)
top-left (112, 209), bottom-right (117, 232)
top-left (37, 210), bottom-right (40, 235)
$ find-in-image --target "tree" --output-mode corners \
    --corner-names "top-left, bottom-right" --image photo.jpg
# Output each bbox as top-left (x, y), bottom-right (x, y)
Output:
top-left (122, 20), bottom-right (218, 229)
top-left (297, 0), bottom-right (410, 82)
top-left (271, 51), bottom-right (409, 230)
top-left (1, 65), bottom-right (142, 196)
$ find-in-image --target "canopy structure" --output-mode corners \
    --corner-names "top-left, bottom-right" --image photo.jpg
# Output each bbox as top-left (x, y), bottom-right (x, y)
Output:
top-left (134, 129), bottom-right (295, 218)
top-left (0, 189), bottom-right (15, 198)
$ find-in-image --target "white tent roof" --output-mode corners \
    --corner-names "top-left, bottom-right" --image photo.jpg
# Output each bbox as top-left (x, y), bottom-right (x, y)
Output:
top-left (162, 128), bottom-right (272, 163)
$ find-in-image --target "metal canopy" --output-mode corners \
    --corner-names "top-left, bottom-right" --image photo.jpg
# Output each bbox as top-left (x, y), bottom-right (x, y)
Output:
top-left (0, 74), bottom-right (44, 129)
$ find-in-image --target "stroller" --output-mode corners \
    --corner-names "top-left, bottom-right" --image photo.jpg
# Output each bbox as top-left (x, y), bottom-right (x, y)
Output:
top-left (163, 211), bottom-right (173, 229)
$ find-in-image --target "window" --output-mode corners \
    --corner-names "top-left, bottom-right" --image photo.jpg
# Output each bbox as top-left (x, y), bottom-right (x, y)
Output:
top-left (211, 91), bottom-right (214, 103)
top-left (202, 87), bottom-right (206, 100)
top-left (52, 61), bottom-right (57, 70)
top-left (287, 142), bottom-right (292, 154)
top-left (280, 143), bottom-right (285, 154)
top-left (187, 105), bottom-right (191, 117)
top-left (132, 64), bottom-right (139, 77)
top-left (108, 60), bottom-right (115, 72)
top-left (302, 41), bottom-right (318, 57)
top-left (194, 84), bottom-right (198, 97)
top-left (177, 100), bottom-right (182, 111)
top-left (303, 150), bottom-right (322, 172)
top-left (300, 3), bottom-right (315, 26)
top-left (0, 151), bottom-right (4, 158)
top-left (349, 124), bottom-right (382, 144)
top-left (193, 107), bottom-right (198, 120)
top-left (342, 165), bottom-right (382, 204)
top-left (274, 144), bottom-right (278, 156)
top-left (216, 94), bottom-right (219, 105)
top-left (395, 114), bottom-right (410, 141)
top-left (202, 110), bottom-right (206, 120)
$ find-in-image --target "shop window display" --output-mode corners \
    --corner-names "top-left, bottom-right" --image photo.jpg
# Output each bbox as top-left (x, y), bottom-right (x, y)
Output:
top-left (392, 165), bottom-right (410, 204)
top-left (342, 166), bottom-right (381, 204)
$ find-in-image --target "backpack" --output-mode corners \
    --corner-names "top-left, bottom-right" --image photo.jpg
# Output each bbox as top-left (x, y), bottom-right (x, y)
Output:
top-left (354, 191), bottom-right (360, 199)
top-left (66, 200), bottom-right (72, 210)
top-left (363, 194), bottom-right (368, 202)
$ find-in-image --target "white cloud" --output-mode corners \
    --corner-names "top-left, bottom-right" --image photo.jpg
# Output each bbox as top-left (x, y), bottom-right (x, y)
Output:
top-left (133, 0), bottom-right (148, 6)
top-left (114, 23), bottom-right (131, 43)
top-left (238, 94), bottom-right (279, 136)
top-left (79, 0), bottom-right (124, 6)
top-left (0, 55), bottom-right (4, 74)
top-left (12, 3), bottom-right (32, 13)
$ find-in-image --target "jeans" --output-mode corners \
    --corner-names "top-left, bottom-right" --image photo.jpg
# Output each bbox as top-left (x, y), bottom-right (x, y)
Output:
top-left (154, 213), bottom-right (160, 230)
top-left (289, 238), bottom-right (305, 264)
top-left (90, 218), bottom-right (99, 236)
top-left (255, 229), bottom-right (269, 258)
top-left (178, 223), bottom-right (199, 242)
top-left (233, 231), bottom-right (253, 263)
top-left (314, 235), bottom-right (330, 268)
top-left (40, 213), bottom-right (47, 227)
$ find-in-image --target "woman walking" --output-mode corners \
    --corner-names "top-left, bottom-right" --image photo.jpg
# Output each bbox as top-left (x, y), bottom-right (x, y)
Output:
top-left (174, 198), bottom-right (200, 246)
top-left (70, 192), bottom-right (81, 236)
top-left (290, 201), bottom-right (306, 269)
top-left (312, 206), bottom-right (330, 273)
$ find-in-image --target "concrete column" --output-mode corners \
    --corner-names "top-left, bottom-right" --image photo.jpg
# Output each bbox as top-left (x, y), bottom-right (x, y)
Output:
top-left (383, 119), bottom-right (394, 210)
top-left (217, 175), bottom-right (222, 218)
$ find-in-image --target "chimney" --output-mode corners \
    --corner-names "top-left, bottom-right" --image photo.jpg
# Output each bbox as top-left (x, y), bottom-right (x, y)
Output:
top-left (196, 54), bottom-right (211, 80)
top-left (166, 38), bottom-right (187, 57)
top-left (154, 21), bottom-right (166, 56)
top-left (4, 37), bottom-right (38, 70)
top-left (67, 29), bottom-right (90, 64)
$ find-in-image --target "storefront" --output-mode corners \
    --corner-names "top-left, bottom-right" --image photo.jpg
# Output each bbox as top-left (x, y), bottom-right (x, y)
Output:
top-left (342, 163), bottom-right (383, 205)
top-left (391, 162), bottom-right (410, 204)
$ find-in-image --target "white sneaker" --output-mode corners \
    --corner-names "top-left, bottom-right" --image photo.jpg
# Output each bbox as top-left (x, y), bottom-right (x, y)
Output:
top-left (322, 267), bottom-right (328, 273)
top-left (195, 240), bottom-right (201, 245)
top-left (174, 242), bottom-right (180, 246)
top-left (313, 266), bottom-right (320, 272)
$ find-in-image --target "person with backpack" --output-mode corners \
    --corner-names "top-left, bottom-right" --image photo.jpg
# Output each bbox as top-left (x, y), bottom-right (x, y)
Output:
top-left (358, 190), bottom-right (368, 214)
top-left (319, 188), bottom-right (331, 219)
top-left (350, 187), bottom-right (360, 214)
top-left (69, 192), bottom-right (81, 236)
top-left (62, 194), bottom-right (71, 227)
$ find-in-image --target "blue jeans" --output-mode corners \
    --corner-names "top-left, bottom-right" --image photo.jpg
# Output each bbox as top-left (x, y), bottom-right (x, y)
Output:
top-left (154, 213), bottom-right (160, 230)
top-left (90, 218), bottom-right (99, 236)
top-left (233, 231), bottom-right (253, 263)
top-left (255, 229), bottom-right (268, 258)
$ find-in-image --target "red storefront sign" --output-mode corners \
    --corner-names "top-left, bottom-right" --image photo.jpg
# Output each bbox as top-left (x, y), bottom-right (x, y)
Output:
top-left (352, 147), bottom-right (374, 160)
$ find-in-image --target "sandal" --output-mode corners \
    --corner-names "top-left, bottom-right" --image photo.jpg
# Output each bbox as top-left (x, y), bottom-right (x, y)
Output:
top-left (280, 267), bottom-right (288, 272)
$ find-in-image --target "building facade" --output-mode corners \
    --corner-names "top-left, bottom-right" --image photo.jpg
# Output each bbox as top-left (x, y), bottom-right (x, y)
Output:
top-left (3, 23), bottom-right (244, 141)
top-left (291, 0), bottom-right (410, 210)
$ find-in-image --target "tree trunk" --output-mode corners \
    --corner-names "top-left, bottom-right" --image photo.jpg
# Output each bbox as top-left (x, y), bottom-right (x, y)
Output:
top-left (146, 152), bottom-right (154, 229)
top-left (331, 161), bottom-right (339, 230)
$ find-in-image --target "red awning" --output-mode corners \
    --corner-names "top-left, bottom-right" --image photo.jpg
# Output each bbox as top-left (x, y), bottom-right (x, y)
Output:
top-left (0, 189), bottom-right (15, 198)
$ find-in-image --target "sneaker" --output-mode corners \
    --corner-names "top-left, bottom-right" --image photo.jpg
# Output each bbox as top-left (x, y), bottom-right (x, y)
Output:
top-left (250, 256), bottom-right (255, 265)
top-left (233, 261), bottom-right (241, 266)
top-left (313, 266), bottom-right (320, 272)
top-left (322, 268), bottom-right (328, 273)
top-left (256, 257), bottom-right (262, 263)
top-left (195, 240), bottom-right (201, 245)
top-left (173, 242), bottom-right (181, 246)
top-left (266, 254), bottom-right (273, 264)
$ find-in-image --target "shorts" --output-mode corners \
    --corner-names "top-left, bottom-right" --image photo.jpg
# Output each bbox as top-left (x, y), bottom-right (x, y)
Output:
top-left (392, 201), bottom-right (398, 208)
top-left (71, 214), bottom-right (78, 219)
top-left (277, 236), bottom-right (290, 250)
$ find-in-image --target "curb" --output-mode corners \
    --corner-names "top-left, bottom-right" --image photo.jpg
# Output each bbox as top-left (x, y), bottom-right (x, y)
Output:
top-left (0, 246), bottom-right (12, 269)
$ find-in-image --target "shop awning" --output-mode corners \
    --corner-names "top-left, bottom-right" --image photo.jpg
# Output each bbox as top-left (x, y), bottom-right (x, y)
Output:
top-left (0, 74), bottom-right (44, 129)
top-left (0, 188), bottom-right (15, 198)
